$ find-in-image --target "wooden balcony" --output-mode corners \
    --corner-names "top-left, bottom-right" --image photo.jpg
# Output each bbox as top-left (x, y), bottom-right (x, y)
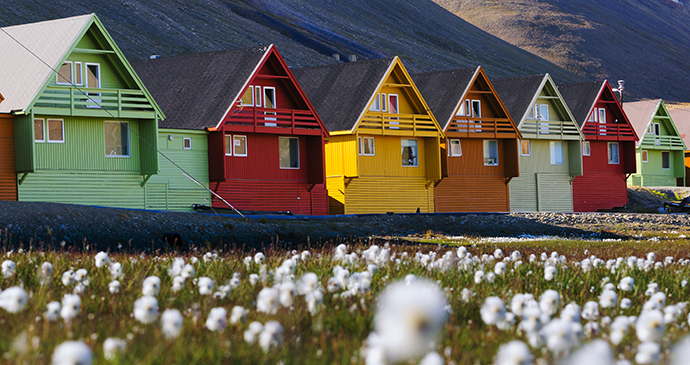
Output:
top-left (359, 112), bottom-right (439, 137)
top-left (640, 134), bottom-right (685, 150)
top-left (446, 117), bottom-right (517, 138)
top-left (519, 119), bottom-right (581, 140)
top-left (223, 107), bottom-right (323, 135)
top-left (581, 122), bottom-right (637, 141)
top-left (33, 86), bottom-right (157, 118)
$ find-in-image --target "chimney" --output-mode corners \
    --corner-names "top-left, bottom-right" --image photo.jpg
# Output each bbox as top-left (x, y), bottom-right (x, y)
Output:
top-left (149, 55), bottom-right (161, 60)
top-left (332, 53), bottom-right (340, 61)
top-left (348, 54), bottom-right (357, 62)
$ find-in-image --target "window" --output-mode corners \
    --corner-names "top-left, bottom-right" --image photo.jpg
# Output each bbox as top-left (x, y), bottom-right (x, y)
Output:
top-left (264, 87), bottom-right (277, 126)
top-left (483, 140), bottom-right (499, 166)
top-left (536, 104), bottom-right (549, 134)
top-left (471, 100), bottom-right (481, 118)
top-left (369, 94), bottom-right (381, 112)
top-left (279, 137), bottom-right (299, 169)
top-left (647, 124), bottom-right (654, 135)
top-left (520, 140), bottom-right (530, 156)
top-left (449, 139), bottom-right (462, 156)
top-left (401, 139), bottom-right (418, 167)
top-left (34, 119), bottom-right (45, 142)
top-left (224, 135), bottom-right (232, 156)
top-left (641, 150), bottom-right (648, 163)
top-left (234, 135), bottom-right (247, 157)
top-left (457, 100), bottom-right (471, 116)
top-left (662, 151), bottom-right (670, 169)
top-left (47, 119), bottom-right (64, 143)
top-left (550, 141), bottom-right (564, 165)
top-left (588, 110), bottom-right (596, 123)
top-left (598, 108), bottom-right (607, 124)
top-left (183, 138), bottom-right (192, 150)
top-left (582, 141), bottom-right (591, 156)
top-left (74, 62), bottom-right (83, 85)
top-left (381, 94), bottom-right (387, 112)
top-left (254, 86), bottom-right (262, 107)
top-left (86, 63), bottom-right (101, 108)
top-left (359, 136), bottom-right (375, 156)
top-left (57, 61), bottom-right (72, 84)
top-left (240, 86), bottom-right (254, 106)
top-left (654, 123), bottom-right (661, 136)
top-left (389, 94), bottom-right (399, 129)
top-left (608, 142), bottom-right (620, 164)
top-left (104, 121), bottom-right (129, 157)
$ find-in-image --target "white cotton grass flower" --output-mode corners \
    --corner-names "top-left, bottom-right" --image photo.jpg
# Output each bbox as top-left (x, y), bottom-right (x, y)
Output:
top-left (610, 316), bottom-right (631, 345)
top-left (244, 321), bottom-right (264, 344)
top-left (367, 279), bottom-right (448, 363)
top-left (494, 262), bottom-right (507, 275)
top-left (161, 309), bottom-right (183, 339)
top-left (298, 272), bottom-right (320, 295)
top-left (599, 290), bottom-right (618, 309)
top-left (419, 351), bottom-right (444, 365)
top-left (561, 302), bottom-right (581, 323)
top-left (45, 301), bottom-right (61, 321)
top-left (481, 297), bottom-right (507, 325)
top-left (74, 269), bottom-right (88, 282)
top-left (198, 277), bottom-right (214, 295)
top-left (171, 276), bottom-right (185, 292)
top-left (259, 321), bottom-right (283, 352)
top-left (2, 260), bottom-right (15, 278)
top-left (214, 285), bottom-right (231, 299)
top-left (544, 265), bottom-right (556, 281)
top-left (0, 286), bottom-right (28, 313)
top-left (620, 298), bottom-right (632, 309)
top-left (671, 335), bottom-right (690, 365)
top-left (102, 338), bottom-right (126, 360)
top-left (539, 290), bottom-right (560, 317)
top-left (582, 301), bottom-right (600, 321)
top-left (256, 287), bottom-right (280, 315)
top-left (109, 262), bottom-right (123, 280)
top-left (511, 294), bottom-right (527, 317)
top-left (474, 270), bottom-right (484, 284)
top-left (142, 276), bottom-right (161, 296)
top-left (636, 342), bottom-right (660, 364)
top-left (279, 281), bottom-right (296, 308)
top-left (561, 339), bottom-right (612, 365)
top-left (51, 341), bottom-right (93, 365)
top-left (230, 306), bottom-right (247, 325)
top-left (62, 270), bottom-right (75, 286)
top-left (181, 264), bottom-right (194, 279)
top-left (618, 276), bottom-right (634, 291)
top-left (205, 307), bottom-right (228, 332)
top-left (133, 296), bottom-right (159, 324)
top-left (249, 274), bottom-right (259, 286)
top-left (636, 309), bottom-right (665, 343)
top-left (519, 306), bottom-right (543, 335)
top-left (94, 252), bottom-right (109, 268)
top-left (108, 280), bottom-right (120, 294)
top-left (40, 262), bottom-right (54, 285)
top-left (306, 289), bottom-right (324, 315)
top-left (60, 294), bottom-right (81, 321)
top-left (543, 318), bottom-right (576, 353)
top-left (254, 252), bottom-right (265, 265)
top-left (494, 340), bottom-right (532, 365)
top-left (168, 257), bottom-right (185, 277)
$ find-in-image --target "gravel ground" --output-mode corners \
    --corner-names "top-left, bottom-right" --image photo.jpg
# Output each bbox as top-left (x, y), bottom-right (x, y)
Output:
top-left (0, 193), bottom-right (689, 252)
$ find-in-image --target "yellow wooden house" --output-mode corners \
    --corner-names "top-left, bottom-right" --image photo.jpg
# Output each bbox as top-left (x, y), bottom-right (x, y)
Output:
top-left (293, 57), bottom-right (444, 214)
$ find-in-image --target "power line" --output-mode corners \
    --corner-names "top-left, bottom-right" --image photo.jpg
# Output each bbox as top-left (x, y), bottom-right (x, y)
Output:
top-left (0, 27), bottom-right (247, 220)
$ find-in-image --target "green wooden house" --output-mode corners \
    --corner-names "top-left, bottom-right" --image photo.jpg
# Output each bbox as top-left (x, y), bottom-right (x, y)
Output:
top-left (493, 74), bottom-right (584, 212)
top-left (0, 14), bottom-right (164, 208)
top-left (624, 99), bottom-right (686, 187)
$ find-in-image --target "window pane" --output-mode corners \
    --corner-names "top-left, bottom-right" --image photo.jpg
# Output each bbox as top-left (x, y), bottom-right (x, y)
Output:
top-left (608, 143), bottom-right (619, 164)
top-left (224, 135), bottom-right (231, 155)
top-left (598, 108), bottom-right (606, 124)
top-left (234, 136), bottom-right (247, 156)
top-left (363, 137), bottom-right (375, 155)
top-left (264, 88), bottom-right (276, 109)
top-left (450, 139), bottom-right (461, 156)
top-left (484, 140), bottom-right (498, 166)
top-left (48, 119), bottom-right (64, 142)
top-left (183, 138), bottom-right (191, 149)
top-left (540, 104), bottom-right (549, 121)
top-left (401, 139), bottom-right (418, 166)
top-left (551, 141), bottom-right (563, 165)
top-left (34, 119), bottom-right (44, 141)
top-left (75, 62), bottom-right (82, 85)
top-left (583, 141), bottom-right (590, 156)
top-left (279, 137), bottom-right (299, 168)
top-left (255, 86), bottom-right (262, 107)
top-left (86, 64), bottom-right (100, 88)
top-left (57, 62), bottom-right (72, 84)
top-left (472, 100), bottom-right (481, 118)
top-left (358, 137), bottom-right (362, 155)
top-left (241, 86), bottom-right (253, 106)
top-left (662, 151), bottom-right (670, 169)
top-left (381, 94), bottom-right (387, 112)
top-left (655, 123), bottom-right (661, 135)
top-left (105, 121), bottom-right (128, 156)
top-left (457, 101), bottom-right (466, 116)
top-left (642, 150), bottom-right (648, 162)
top-left (521, 140), bottom-right (530, 156)
top-left (389, 95), bottom-right (399, 114)
top-left (369, 94), bottom-right (380, 111)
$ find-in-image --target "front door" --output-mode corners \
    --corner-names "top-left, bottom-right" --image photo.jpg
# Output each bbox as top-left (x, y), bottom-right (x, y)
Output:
top-left (264, 87), bottom-right (277, 127)
top-left (86, 63), bottom-right (101, 108)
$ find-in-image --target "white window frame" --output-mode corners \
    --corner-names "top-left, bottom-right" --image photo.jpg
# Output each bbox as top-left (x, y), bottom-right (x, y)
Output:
top-left (360, 136), bottom-right (375, 156)
top-left (224, 134), bottom-right (232, 156)
top-left (536, 104), bottom-right (549, 134)
top-left (56, 61), bottom-right (73, 85)
top-left (654, 123), bottom-right (661, 136)
top-left (263, 87), bottom-right (277, 126)
top-left (183, 137), bottom-right (192, 150)
top-left (47, 119), bottom-right (65, 143)
top-left (104, 120), bottom-right (129, 157)
top-left (254, 86), bottom-right (262, 107)
top-left (74, 62), bottom-right (83, 86)
top-left (240, 86), bottom-right (254, 106)
top-left (582, 141), bottom-right (591, 156)
top-left (279, 136), bottom-right (300, 169)
top-left (641, 150), bottom-right (648, 163)
top-left (388, 94), bottom-right (399, 129)
top-left (85, 63), bottom-right (101, 109)
top-left (471, 100), bottom-right (481, 118)
top-left (233, 135), bottom-right (247, 157)
top-left (598, 108), bottom-right (607, 124)
top-left (369, 94), bottom-right (381, 112)
top-left (381, 93), bottom-right (387, 112)
top-left (483, 140), bottom-right (499, 166)
top-left (520, 139), bottom-right (530, 156)
top-left (647, 124), bottom-right (654, 135)
top-left (550, 141), bottom-right (564, 165)
top-left (448, 139), bottom-right (462, 156)
top-left (588, 110), bottom-right (597, 123)
top-left (34, 118), bottom-right (45, 143)
top-left (661, 151), bottom-right (671, 169)
top-left (401, 138), bottom-right (418, 167)
top-left (607, 142), bottom-right (620, 165)
top-left (457, 99), bottom-right (471, 116)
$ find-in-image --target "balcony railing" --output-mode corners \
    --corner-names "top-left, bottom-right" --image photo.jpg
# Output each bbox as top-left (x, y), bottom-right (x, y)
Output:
top-left (359, 112), bottom-right (439, 137)
top-left (581, 122), bottom-right (636, 141)
top-left (519, 119), bottom-right (581, 139)
top-left (446, 117), bottom-right (517, 138)
top-left (223, 107), bottom-right (322, 135)
top-left (640, 134), bottom-right (685, 150)
top-left (33, 86), bottom-right (157, 118)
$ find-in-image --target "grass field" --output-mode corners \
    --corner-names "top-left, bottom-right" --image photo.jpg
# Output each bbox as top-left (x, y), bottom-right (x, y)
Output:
top-left (2, 234), bottom-right (690, 364)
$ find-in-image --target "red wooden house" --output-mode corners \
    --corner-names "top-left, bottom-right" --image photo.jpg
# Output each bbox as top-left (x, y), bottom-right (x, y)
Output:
top-left (134, 45), bottom-right (329, 215)
top-left (559, 81), bottom-right (638, 212)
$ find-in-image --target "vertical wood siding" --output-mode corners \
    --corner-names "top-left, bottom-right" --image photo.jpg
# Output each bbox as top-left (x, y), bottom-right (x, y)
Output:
top-left (509, 173), bottom-right (573, 212)
top-left (517, 139), bottom-right (571, 174)
top-left (224, 133), bottom-right (309, 181)
top-left (212, 180), bottom-right (327, 215)
top-left (327, 176), bottom-right (345, 215)
top-left (325, 135), bottom-right (358, 177)
top-left (435, 175), bottom-right (508, 212)
top-left (343, 176), bottom-right (433, 214)
top-left (13, 114), bottom-right (35, 173)
top-left (358, 135), bottom-right (427, 177)
top-left (630, 149), bottom-right (683, 186)
top-left (0, 115), bottom-right (17, 200)
top-left (509, 174), bottom-right (538, 212)
top-left (446, 138), bottom-right (506, 176)
top-left (573, 140), bottom-right (627, 211)
top-left (18, 170), bottom-right (145, 208)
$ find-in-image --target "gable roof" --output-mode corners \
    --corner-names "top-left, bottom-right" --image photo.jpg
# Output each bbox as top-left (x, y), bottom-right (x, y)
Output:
top-left (412, 67), bottom-right (478, 131)
top-left (558, 81), bottom-right (604, 127)
top-left (491, 74), bottom-right (546, 125)
top-left (624, 99), bottom-right (682, 148)
top-left (133, 46), bottom-right (270, 130)
top-left (669, 108), bottom-right (690, 148)
top-left (292, 58), bottom-right (395, 132)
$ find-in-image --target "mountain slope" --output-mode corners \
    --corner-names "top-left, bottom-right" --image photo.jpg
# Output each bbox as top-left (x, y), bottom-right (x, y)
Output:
top-left (433, 0), bottom-right (690, 101)
top-left (2, 0), bottom-right (585, 86)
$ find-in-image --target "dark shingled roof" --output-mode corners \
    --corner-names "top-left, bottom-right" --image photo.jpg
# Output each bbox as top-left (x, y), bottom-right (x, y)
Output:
top-left (412, 67), bottom-right (477, 131)
top-left (558, 81), bottom-right (603, 127)
top-left (491, 74), bottom-right (545, 125)
top-left (291, 58), bottom-right (394, 132)
top-left (132, 46), bottom-right (269, 130)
